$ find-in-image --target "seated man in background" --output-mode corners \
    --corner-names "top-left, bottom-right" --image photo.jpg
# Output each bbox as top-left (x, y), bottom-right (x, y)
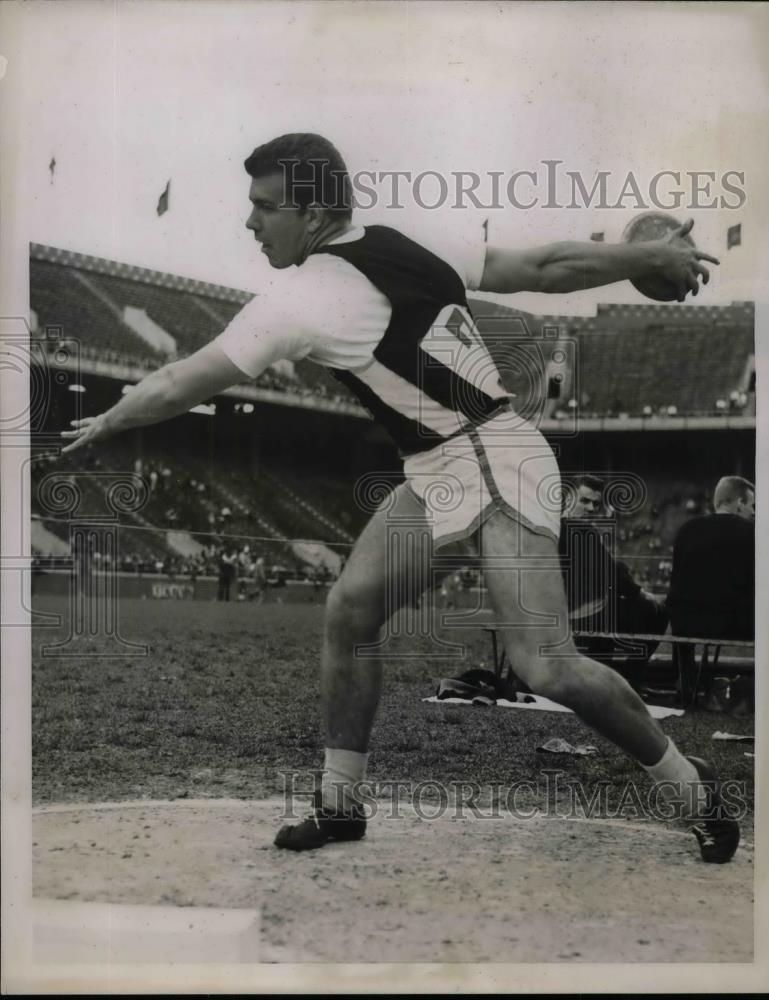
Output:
top-left (560, 475), bottom-right (669, 683)
top-left (667, 476), bottom-right (755, 706)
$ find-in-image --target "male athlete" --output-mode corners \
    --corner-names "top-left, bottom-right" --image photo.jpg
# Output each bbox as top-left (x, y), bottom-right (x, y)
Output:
top-left (63, 133), bottom-right (738, 862)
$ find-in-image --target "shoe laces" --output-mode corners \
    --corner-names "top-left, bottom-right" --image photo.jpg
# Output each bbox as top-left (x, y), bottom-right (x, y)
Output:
top-left (692, 824), bottom-right (716, 848)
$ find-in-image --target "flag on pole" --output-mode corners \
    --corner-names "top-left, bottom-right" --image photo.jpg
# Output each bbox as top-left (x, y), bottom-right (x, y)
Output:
top-left (590, 232), bottom-right (604, 242)
top-left (727, 223), bottom-right (741, 249)
top-left (156, 180), bottom-right (170, 216)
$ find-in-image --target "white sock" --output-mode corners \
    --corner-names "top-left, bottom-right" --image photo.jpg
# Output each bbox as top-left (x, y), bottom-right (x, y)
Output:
top-left (321, 748), bottom-right (368, 812)
top-left (642, 738), bottom-right (707, 819)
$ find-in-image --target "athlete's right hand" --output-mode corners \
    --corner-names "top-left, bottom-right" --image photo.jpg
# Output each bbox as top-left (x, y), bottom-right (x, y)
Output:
top-left (653, 219), bottom-right (720, 301)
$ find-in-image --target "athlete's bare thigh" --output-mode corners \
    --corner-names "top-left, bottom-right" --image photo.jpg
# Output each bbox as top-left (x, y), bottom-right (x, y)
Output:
top-left (331, 482), bottom-right (441, 623)
top-left (478, 507), bottom-right (577, 671)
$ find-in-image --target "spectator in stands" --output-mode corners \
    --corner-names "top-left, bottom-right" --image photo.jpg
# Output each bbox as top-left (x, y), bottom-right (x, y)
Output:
top-left (237, 546), bottom-right (252, 600)
top-left (31, 555), bottom-right (44, 596)
top-left (667, 477), bottom-right (754, 705)
top-left (439, 570), bottom-right (462, 609)
top-left (217, 548), bottom-right (237, 601)
top-left (311, 564), bottom-right (325, 602)
top-left (251, 555), bottom-right (267, 604)
top-left (560, 475), bottom-right (668, 680)
top-left (72, 532), bottom-right (92, 596)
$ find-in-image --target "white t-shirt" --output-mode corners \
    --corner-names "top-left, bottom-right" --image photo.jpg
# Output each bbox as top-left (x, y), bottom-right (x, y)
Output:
top-left (215, 227), bottom-right (486, 379)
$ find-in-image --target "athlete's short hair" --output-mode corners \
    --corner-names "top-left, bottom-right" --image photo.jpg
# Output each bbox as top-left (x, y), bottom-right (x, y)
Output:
top-left (575, 474), bottom-right (604, 495)
top-left (244, 133), bottom-right (353, 220)
top-left (713, 475), bottom-right (754, 509)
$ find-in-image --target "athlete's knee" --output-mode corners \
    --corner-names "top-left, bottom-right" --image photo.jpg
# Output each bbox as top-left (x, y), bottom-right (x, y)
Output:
top-left (325, 581), bottom-right (384, 642)
top-left (518, 651), bottom-right (592, 704)
top-left (518, 655), bottom-right (567, 701)
top-left (523, 651), bottom-right (629, 710)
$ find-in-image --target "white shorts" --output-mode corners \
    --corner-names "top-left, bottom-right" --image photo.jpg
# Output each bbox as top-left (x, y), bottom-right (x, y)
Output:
top-left (403, 410), bottom-right (562, 549)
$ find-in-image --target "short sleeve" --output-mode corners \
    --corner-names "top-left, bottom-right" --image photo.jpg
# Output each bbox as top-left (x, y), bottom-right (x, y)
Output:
top-left (445, 231), bottom-right (486, 290)
top-left (213, 289), bottom-right (316, 379)
top-left (412, 226), bottom-right (487, 290)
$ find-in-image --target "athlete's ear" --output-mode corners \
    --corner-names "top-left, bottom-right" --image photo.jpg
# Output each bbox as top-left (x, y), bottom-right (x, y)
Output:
top-left (305, 204), bottom-right (326, 232)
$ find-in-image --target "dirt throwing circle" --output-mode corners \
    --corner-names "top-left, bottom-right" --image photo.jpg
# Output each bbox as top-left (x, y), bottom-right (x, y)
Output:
top-left (33, 798), bottom-right (753, 963)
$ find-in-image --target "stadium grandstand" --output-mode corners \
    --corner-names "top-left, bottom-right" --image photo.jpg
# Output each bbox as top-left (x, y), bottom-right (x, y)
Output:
top-left (29, 243), bottom-right (755, 598)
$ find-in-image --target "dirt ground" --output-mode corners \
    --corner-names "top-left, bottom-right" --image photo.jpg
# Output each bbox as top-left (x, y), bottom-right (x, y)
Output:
top-left (33, 797), bottom-right (754, 964)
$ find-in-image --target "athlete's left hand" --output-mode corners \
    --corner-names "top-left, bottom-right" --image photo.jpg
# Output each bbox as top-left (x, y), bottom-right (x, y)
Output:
top-left (61, 414), bottom-right (112, 454)
top-left (654, 219), bottom-right (720, 301)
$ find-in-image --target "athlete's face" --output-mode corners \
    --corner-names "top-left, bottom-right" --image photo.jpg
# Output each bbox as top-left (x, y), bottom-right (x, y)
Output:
top-left (245, 174), bottom-right (314, 268)
top-left (572, 486), bottom-right (603, 519)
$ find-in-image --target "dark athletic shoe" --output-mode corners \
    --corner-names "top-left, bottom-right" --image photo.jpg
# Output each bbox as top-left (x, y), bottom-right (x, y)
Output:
top-left (274, 800), bottom-right (367, 852)
top-left (686, 756), bottom-right (740, 864)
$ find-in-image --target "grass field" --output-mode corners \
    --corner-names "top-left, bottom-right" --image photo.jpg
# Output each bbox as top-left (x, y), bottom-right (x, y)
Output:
top-left (32, 597), bottom-right (755, 828)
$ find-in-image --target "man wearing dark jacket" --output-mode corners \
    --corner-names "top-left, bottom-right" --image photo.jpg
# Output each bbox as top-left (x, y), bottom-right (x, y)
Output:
top-left (668, 476), bottom-right (754, 706)
top-left (560, 475), bottom-right (668, 675)
top-left (668, 476), bottom-right (755, 641)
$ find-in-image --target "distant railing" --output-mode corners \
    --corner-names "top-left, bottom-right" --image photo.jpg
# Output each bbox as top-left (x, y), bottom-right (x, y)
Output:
top-left (30, 337), bottom-right (367, 416)
top-left (29, 336), bottom-right (755, 426)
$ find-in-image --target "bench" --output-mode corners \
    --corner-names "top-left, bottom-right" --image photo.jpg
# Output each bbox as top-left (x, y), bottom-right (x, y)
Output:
top-left (485, 627), bottom-right (754, 709)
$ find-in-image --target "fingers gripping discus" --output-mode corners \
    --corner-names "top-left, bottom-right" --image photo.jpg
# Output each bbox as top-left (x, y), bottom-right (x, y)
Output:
top-left (622, 211), bottom-right (695, 302)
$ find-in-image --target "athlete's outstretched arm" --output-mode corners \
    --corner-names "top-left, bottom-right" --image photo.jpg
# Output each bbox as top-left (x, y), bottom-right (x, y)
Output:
top-left (61, 342), bottom-right (244, 453)
top-left (479, 218), bottom-right (718, 300)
